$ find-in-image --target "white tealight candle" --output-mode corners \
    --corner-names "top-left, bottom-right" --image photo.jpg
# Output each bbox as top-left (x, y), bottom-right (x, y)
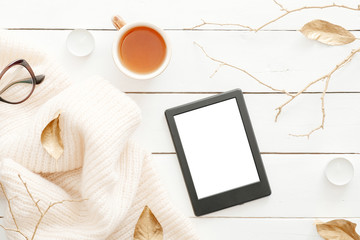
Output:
top-left (66, 29), bottom-right (95, 57)
top-left (325, 157), bottom-right (354, 186)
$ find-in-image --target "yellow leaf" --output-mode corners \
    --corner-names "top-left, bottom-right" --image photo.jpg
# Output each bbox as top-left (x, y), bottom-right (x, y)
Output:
top-left (300, 20), bottom-right (355, 46)
top-left (316, 219), bottom-right (360, 240)
top-left (41, 112), bottom-right (64, 160)
top-left (133, 206), bottom-right (163, 240)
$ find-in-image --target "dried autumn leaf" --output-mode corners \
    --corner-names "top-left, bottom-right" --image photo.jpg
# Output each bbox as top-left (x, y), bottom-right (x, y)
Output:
top-left (300, 20), bottom-right (355, 46)
top-left (41, 112), bottom-right (64, 160)
top-left (316, 219), bottom-right (360, 240)
top-left (133, 206), bottom-right (163, 240)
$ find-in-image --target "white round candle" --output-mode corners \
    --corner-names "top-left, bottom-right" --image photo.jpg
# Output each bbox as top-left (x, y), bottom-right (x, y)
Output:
top-left (325, 157), bottom-right (354, 186)
top-left (66, 29), bottom-right (95, 57)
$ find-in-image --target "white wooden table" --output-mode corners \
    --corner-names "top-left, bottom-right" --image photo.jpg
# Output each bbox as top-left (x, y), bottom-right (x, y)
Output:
top-left (1, 0), bottom-right (360, 239)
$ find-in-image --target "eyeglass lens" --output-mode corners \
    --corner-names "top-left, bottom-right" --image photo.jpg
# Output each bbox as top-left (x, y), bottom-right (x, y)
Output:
top-left (0, 64), bottom-right (34, 103)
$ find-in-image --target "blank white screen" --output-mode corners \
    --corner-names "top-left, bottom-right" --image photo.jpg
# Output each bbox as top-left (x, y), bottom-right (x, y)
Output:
top-left (174, 98), bottom-right (260, 199)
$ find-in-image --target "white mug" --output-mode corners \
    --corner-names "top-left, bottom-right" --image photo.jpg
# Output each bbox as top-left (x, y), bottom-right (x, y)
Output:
top-left (111, 16), bottom-right (171, 80)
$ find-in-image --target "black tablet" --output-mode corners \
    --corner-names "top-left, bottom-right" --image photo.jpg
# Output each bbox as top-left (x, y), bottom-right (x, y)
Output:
top-left (165, 89), bottom-right (271, 216)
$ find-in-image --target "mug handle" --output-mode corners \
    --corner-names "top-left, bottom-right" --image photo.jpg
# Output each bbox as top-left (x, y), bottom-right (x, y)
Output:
top-left (112, 15), bottom-right (126, 30)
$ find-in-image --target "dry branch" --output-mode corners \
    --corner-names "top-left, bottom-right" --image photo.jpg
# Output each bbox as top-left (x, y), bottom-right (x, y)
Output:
top-left (195, 41), bottom-right (360, 137)
top-left (18, 175), bottom-right (43, 216)
top-left (190, 19), bottom-right (255, 31)
top-left (0, 182), bottom-right (26, 239)
top-left (287, 47), bottom-right (360, 137)
top-left (194, 42), bottom-right (293, 96)
top-left (0, 175), bottom-right (86, 240)
top-left (189, 1), bottom-right (360, 31)
top-left (192, 0), bottom-right (360, 137)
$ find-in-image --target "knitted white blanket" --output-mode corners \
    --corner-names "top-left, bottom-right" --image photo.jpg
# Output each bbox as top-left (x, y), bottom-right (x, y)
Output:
top-left (0, 31), bottom-right (198, 240)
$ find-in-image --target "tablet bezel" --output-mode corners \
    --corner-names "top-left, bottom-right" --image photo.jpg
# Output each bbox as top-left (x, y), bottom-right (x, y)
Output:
top-left (165, 89), bottom-right (271, 216)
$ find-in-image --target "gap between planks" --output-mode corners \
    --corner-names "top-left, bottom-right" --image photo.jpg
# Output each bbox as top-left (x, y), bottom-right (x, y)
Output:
top-left (125, 91), bottom-right (360, 95)
top-left (190, 216), bottom-right (360, 219)
top-left (5, 28), bottom-right (360, 32)
top-left (152, 152), bottom-right (360, 155)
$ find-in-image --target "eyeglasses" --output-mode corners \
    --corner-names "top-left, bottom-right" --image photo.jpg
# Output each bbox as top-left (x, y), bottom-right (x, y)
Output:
top-left (0, 59), bottom-right (45, 104)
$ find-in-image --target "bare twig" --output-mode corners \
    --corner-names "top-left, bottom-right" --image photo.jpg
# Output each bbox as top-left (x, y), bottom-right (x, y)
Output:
top-left (210, 63), bottom-right (224, 78)
top-left (195, 40), bottom-right (360, 138)
top-left (0, 182), bottom-right (28, 240)
top-left (18, 175), bottom-right (43, 215)
top-left (194, 41), bottom-right (293, 96)
top-left (189, 2), bottom-right (360, 31)
top-left (17, 175), bottom-right (86, 240)
top-left (274, 75), bottom-right (327, 122)
top-left (289, 77), bottom-right (330, 138)
top-left (0, 225), bottom-right (28, 239)
top-left (192, 0), bottom-right (360, 137)
top-left (188, 18), bottom-right (255, 31)
top-left (30, 199), bottom-right (85, 240)
top-left (0, 175), bottom-right (87, 240)
top-left (273, 0), bottom-right (288, 12)
top-left (286, 47), bottom-right (360, 137)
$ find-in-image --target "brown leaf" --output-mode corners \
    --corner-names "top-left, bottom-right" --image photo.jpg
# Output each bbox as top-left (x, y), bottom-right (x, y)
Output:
top-left (41, 112), bottom-right (64, 160)
top-left (300, 20), bottom-right (355, 46)
top-left (316, 219), bottom-right (360, 240)
top-left (134, 206), bottom-right (163, 240)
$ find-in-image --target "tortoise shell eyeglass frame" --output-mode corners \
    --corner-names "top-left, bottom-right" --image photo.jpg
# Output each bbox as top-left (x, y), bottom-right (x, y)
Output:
top-left (0, 59), bottom-right (45, 104)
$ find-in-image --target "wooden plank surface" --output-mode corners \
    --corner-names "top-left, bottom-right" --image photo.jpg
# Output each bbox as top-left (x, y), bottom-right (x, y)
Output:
top-left (0, 0), bottom-right (360, 239)
top-left (190, 218), bottom-right (360, 240)
top-left (2, 154), bottom-right (359, 239)
top-left (0, 0), bottom-right (359, 30)
top-left (153, 154), bottom-right (360, 218)
top-left (1, 212), bottom-right (355, 240)
top-left (130, 93), bottom-right (360, 153)
top-left (5, 30), bottom-right (360, 93)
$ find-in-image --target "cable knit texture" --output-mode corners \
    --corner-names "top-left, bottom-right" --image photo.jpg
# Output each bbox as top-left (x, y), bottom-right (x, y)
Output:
top-left (0, 31), bottom-right (198, 240)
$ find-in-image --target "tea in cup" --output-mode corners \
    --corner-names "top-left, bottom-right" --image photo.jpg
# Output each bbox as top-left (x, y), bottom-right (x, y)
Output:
top-left (112, 16), bottom-right (171, 80)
